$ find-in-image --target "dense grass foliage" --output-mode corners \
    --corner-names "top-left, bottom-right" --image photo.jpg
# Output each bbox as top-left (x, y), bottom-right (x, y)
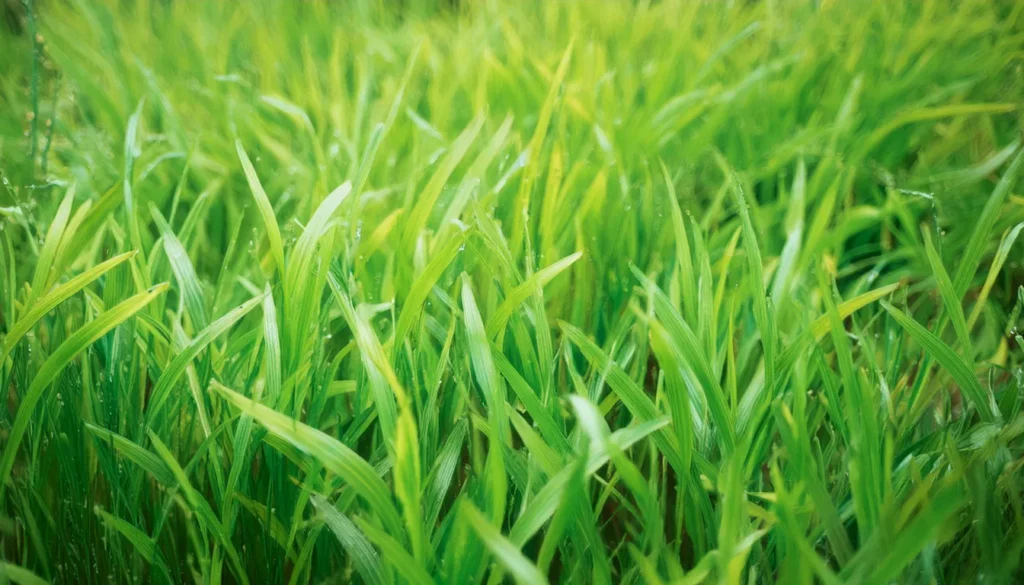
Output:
top-left (2, 0), bottom-right (1024, 583)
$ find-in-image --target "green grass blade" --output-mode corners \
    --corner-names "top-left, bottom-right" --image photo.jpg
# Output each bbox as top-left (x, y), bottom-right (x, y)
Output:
top-left (285, 180), bottom-right (351, 305)
top-left (392, 228), bottom-right (466, 349)
top-left (400, 116), bottom-right (485, 254)
top-left (559, 320), bottom-right (687, 475)
top-left (485, 251), bottom-right (581, 340)
top-left (461, 275), bottom-right (509, 524)
top-left (356, 517), bottom-right (434, 585)
top-left (236, 140), bottom-right (286, 277)
top-left (211, 381), bottom-right (405, 538)
top-left (967, 222), bottom-right (1024, 330)
top-left (952, 148), bottom-right (1024, 298)
top-left (922, 228), bottom-right (973, 359)
top-left (94, 507), bottom-right (173, 584)
top-left (491, 344), bottom-right (569, 455)
top-left (0, 283), bottom-right (168, 498)
top-left (461, 500), bottom-right (550, 585)
top-left (147, 431), bottom-right (250, 585)
top-left (734, 174), bottom-right (777, 388)
top-left (150, 203), bottom-right (209, 330)
top-left (262, 285), bottom-right (282, 407)
top-left (0, 562), bottom-right (49, 585)
top-left (28, 185), bottom-right (75, 304)
top-left (882, 301), bottom-right (996, 422)
top-left (0, 251), bottom-right (136, 368)
top-left (311, 494), bottom-right (387, 585)
top-left (146, 293), bottom-right (265, 422)
top-left (510, 418), bottom-right (668, 547)
top-left (85, 423), bottom-right (176, 486)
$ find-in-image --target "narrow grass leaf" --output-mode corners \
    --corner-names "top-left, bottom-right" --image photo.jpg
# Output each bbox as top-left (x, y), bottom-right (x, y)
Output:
top-left (882, 301), bottom-right (996, 422)
top-left (211, 381), bottom-right (404, 538)
top-left (147, 293), bottom-right (264, 421)
top-left (311, 494), bottom-right (387, 585)
top-left (237, 140), bottom-right (286, 277)
top-left (0, 284), bottom-right (167, 497)
top-left (0, 251), bottom-right (135, 368)
top-left (461, 500), bottom-right (549, 585)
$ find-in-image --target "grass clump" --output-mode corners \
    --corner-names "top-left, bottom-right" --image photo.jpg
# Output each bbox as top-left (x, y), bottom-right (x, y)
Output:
top-left (2, 0), bottom-right (1024, 583)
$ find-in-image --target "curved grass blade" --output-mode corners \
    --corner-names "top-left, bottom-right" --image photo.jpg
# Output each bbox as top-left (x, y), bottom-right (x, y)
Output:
top-left (952, 148), bottom-right (1024, 297)
top-left (234, 492), bottom-right (300, 562)
top-left (570, 395), bottom-right (662, 554)
top-left (146, 293), bottom-right (265, 422)
top-left (392, 229), bottom-right (467, 349)
top-left (0, 284), bottom-right (168, 499)
top-left (733, 174), bottom-right (777, 387)
top-left (285, 180), bottom-right (351, 306)
top-left (236, 140), bottom-right (286, 277)
top-left (660, 159), bottom-right (695, 325)
top-left (355, 518), bottom-right (433, 585)
top-left (882, 301), bottom-right (996, 422)
top-left (485, 251), bottom-right (582, 339)
top-left (508, 417), bottom-right (669, 546)
top-left (491, 345), bottom-right (570, 455)
top-left (462, 275), bottom-right (509, 524)
top-left (0, 562), bottom-right (49, 585)
top-left (150, 203), bottom-right (208, 330)
top-left (94, 508), bottom-right (174, 584)
top-left (922, 228), bottom-right (972, 359)
top-left (327, 274), bottom-right (401, 441)
top-left (559, 320), bottom-right (687, 475)
top-left (776, 282), bottom-right (901, 376)
top-left (400, 116), bottom-right (485, 254)
top-left (631, 266), bottom-right (734, 453)
top-left (85, 423), bottom-right (176, 487)
top-left (860, 104), bottom-right (1018, 163)
top-left (211, 381), bottom-right (404, 538)
top-left (967, 222), bottom-right (1024, 330)
top-left (424, 420), bottom-right (467, 534)
top-left (28, 185), bottom-right (75, 305)
top-left (147, 431), bottom-right (249, 585)
top-left (311, 494), bottom-right (387, 585)
top-left (461, 500), bottom-right (549, 585)
top-left (441, 115), bottom-right (514, 228)
top-left (0, 251), bottom-right (136, 368)
top-left (262, 285), bottom-right (282, 407)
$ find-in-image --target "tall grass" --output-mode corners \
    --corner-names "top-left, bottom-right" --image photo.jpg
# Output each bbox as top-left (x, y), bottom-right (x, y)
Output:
top-left (1, 0), bottom-right (1023, 583)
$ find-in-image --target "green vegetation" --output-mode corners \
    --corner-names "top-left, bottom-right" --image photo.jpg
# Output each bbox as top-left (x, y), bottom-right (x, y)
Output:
top-left (2, 0), bottom-right (1024, 583)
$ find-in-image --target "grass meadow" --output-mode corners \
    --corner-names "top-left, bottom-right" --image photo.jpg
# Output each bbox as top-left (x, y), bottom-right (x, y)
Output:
top-left (2, 0), bottom-right (1024, 583)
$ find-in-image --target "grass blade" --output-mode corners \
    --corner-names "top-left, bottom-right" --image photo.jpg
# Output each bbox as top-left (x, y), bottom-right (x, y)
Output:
top-left (882, 301), bottom-right (996, 422)
top-left (0, 251), bottom-right (136, 368)
top-left (0, 284), bottom-right (168, 498)
top-left (461, 500), bottom-right (550, 585)
top-left (237, 140), bottom-right (286, 277)
top-left (211, 381), bottom-right (405, 538)
top-left (311, 494), bottom-right (387, 585)
top-left (146, 293), bottom-right (265, 422)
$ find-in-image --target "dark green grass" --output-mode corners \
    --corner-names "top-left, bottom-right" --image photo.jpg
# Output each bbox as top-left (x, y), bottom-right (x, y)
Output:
top-left (1, 0), bottom-right (1024, 583)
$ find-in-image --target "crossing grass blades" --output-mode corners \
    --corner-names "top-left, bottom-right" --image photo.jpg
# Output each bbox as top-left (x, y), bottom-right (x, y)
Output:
top-left (1, 1), bottom-right (1024, 583)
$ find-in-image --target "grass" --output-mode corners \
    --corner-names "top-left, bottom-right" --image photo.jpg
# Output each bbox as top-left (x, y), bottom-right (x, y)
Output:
top-left (1, 0), bottom-right (1024, 583)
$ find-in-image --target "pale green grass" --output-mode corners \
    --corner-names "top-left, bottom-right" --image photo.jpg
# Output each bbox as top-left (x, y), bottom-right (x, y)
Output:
top-left (1, 0), bottom-right (1024, 583)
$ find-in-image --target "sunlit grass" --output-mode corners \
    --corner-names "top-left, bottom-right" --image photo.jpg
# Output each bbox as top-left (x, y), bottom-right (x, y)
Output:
top-left (1, 0), bottom-right (1024, 583)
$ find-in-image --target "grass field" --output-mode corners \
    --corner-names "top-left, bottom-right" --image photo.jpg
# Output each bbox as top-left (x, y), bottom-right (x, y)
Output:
top-left (2, 0), bottom-right (1024, 583)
